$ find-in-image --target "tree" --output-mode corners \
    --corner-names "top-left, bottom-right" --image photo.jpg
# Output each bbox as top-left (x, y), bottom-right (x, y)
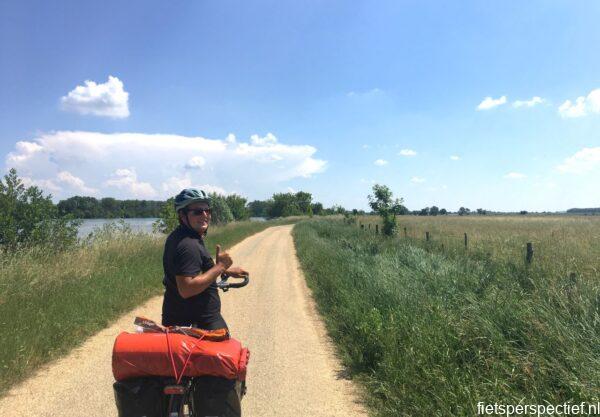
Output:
top-left (429, 206), bottom-right (439, 216)
top-left (225, 194), bottom-right (249, 221)
top-left (208, 193), bottom-right (234, 224)
top-left (440, 208), bottom-right (448, 215)
top-left (367, 184), bottom-right (404, 236)
top-left (153, 193), bottom-right (233, 234)
top-left (419, 207), bottom-right (430, 216)
top-left (331, 205), bottom-right (346, 215)
top-left (458, 207), bottom-right (470, 216)
top-left (153, 197), bottom-right (178, 234)
top-left (476, 208), bottom-right (487, 215)
top-left (311, 202), bottom-right (324, 216)
top-left (247, 200), bottom-right (271, 218)
top-left (0, 168), bottom-right (79, 250)
top-left (268, 193), bottom-right (302, 218)
top-left (295, 192), bottom-right (313, 215)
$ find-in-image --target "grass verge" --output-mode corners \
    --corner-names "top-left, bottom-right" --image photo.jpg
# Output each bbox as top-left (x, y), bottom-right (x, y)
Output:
top-left (0, 219), bottom-right (293, 396)
top-left (293, 219), bottom-right (600, 416)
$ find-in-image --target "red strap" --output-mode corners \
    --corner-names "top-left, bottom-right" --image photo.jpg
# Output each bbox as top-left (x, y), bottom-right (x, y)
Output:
top-left (165, 329), bottom-right (204, 384)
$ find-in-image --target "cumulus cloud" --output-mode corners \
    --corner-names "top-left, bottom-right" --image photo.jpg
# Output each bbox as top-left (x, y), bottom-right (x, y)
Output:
top-left (450, 155), bottom-right (460, 160)
top-left (556, 147), bottom-right (600, 174)
top-left (185, 156), bottom-right (206, 169)
top-left (57, 171), bottom-right (98, 194)
top-left (558, 89), bottom-right (600, 118)
top-left (398, 149), bottom-right (417, 157)
top-left (513, 96), bottom-right (545, 108)
top-left (410, 176), bottom-right (426, 183)
top-left (504, 172), bottom-right (526, 180)
top-left (374, 159), bottom-right (388, 166)
top-left (477, 96), bottom-right (507, 110)
top-left (104, 168), bottom-right (157, 198)
top-left (60, 76), bottom-right (130, 118)
top-left (4, 131), bottom-right (327, 200)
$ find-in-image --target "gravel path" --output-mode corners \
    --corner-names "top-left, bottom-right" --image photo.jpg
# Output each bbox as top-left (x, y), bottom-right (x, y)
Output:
top-left (0, 225), bottom-right (369, 417)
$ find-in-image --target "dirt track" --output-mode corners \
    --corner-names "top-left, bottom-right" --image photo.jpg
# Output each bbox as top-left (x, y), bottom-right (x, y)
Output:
top-left (0, 225), bottom-right (368, 417)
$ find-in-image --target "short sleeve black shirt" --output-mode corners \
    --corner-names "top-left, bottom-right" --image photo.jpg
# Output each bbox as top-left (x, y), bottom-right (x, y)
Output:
top-left (161, 224), bottom-right (221, 326)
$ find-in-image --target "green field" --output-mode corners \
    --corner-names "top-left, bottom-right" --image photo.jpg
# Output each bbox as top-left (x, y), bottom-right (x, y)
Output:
top-left (0, 219), bottom-right (294, 396)
top-left (357, 215), bottom-right (600, 283)
top-left (293, 218), bottom-right (600, 417)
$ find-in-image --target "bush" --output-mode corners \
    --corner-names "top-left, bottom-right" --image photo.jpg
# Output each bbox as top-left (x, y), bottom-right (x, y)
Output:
top-left (0, 169), bottom-right (79, 250)
top-left (153, 194), bottom-right (234, 234)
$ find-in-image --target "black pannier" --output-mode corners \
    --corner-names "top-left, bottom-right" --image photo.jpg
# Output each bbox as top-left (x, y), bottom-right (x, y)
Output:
top-left (191, 376), bottom-right (243, 417)
top-left (113, 377), bottom-right (167, 417)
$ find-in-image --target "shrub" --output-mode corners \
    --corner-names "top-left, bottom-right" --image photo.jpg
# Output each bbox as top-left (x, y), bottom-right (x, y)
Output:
top-left (153, 193), bottom-right (234, 234)
top-left (0, 169), bottom-right (79, 250)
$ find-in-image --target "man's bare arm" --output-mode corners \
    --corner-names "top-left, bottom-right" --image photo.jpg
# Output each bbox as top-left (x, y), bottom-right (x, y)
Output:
top-left (176, 246), bottom-right (232, 298)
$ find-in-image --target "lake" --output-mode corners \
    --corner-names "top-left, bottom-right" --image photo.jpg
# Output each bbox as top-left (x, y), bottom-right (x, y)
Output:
top-left (77, 218), bottom-right (158, 238)
top-left (77, 217), bottom-right (267, 238)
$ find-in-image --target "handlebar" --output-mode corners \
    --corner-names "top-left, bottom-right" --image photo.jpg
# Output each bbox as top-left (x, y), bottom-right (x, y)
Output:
top-left (216, 273), bottom-right (249, 292)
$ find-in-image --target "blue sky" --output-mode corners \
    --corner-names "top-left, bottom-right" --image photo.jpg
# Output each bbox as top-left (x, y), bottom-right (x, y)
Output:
top-left (1, 0), bottom-right (599, 211)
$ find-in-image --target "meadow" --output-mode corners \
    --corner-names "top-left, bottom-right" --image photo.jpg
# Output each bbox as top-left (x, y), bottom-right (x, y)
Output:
top-left (0, 219), bottom-right (295, 396)
top-left (357, 214), bottom-right (600, 283)
top-left (293, 217), bottom-right (600, 417)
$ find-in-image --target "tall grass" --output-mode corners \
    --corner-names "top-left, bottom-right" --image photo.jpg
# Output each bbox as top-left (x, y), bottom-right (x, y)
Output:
top-left (293, 219), bottom-right (600, 416)
top-left (358, 215), bottom-right (600, 283)
top-left (0, 219), bottom-right (293, 395)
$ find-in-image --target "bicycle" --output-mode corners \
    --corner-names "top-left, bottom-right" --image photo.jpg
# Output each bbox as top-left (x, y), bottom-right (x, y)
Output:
top-left (113, 273), bottom-right (250, 417)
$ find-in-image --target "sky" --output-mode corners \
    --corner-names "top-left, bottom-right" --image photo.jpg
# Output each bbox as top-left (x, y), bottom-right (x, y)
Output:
top-left (1, 0), bottom-right (599, 212)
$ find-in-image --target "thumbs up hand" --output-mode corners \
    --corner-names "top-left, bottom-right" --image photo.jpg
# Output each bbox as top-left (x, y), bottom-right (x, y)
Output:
top-left (215, 244), bottom-right (233, 270)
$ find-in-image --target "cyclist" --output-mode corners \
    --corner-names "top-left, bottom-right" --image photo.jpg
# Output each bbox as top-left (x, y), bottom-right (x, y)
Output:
top-left (161, 188), bottom-right (248, 330)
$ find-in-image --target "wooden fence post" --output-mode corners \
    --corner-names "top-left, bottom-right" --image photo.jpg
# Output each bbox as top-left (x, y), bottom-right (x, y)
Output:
top-left (368, 224), bottom-right (371, 230)
top-left (360, 224), bottom-right (364, 231)
top-left (404, 227), bottom-right (407, 238)
top-left (464, 233), bottom-right (468, 249)
top-left (375, 224), bottom-right (379, 234)
top-left (526, 242), bottom-right (534, 264)
top-left (426, 231), bottom-right (430, 242)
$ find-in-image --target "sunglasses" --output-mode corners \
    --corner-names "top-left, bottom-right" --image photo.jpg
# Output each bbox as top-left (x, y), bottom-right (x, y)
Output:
top-left (187, 208), bottom-right (211, 216)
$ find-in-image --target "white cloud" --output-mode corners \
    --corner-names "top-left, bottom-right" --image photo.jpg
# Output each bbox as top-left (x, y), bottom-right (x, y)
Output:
top-left (504, 172), bottom-right (526, 180)
top-left (374, 159), bottom-right (388, 166)
top-left (513, 96), bottom-right (545, 108)
top-left (250, 133), bottom-right (278, 146)
top-left (558, 89), bottom-right (600, 118)
top-left (104, 168), bottom-right (157, 198)
top-left (185, 156), bottom-right (206, 169)
top-left (57, 171), bottom-right (97, 194)
top-left (398, 149), bottom-right (417, 157)
top-left (60, 75), bottom-right (129, 118)
top-left (410, 176), bottom-right (426, 183)
top-left (4, 131), bottom-right (327, 200)
top-left (450, 155), bottom-right (460, 160)
top-left (556, 147), bottom-right (600, 174)
top-left (160, 174), bottom-right (227, 196)
top-left (362, 144), bottom-right (371, 149)
top-left (21, 176), bottom-right (61, 193)
top-left (477, 96), bottom-right (507, 111)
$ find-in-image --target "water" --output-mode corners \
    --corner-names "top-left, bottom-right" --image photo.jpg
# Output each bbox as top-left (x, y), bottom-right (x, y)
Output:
top-left (77, 218), bottom-right (158, 238)
top-left (77, 217), bottom-right (267, 238)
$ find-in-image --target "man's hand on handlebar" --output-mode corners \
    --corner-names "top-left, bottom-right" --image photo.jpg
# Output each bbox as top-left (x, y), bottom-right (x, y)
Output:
top-left (225, 266), bottom-right (248, 278)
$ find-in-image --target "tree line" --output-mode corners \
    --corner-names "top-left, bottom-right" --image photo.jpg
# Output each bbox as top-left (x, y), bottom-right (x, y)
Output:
top-left (57, 196), bottom-right (166, 219)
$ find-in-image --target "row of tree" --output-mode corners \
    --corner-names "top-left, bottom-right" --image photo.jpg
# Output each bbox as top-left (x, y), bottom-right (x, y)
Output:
top-left (57, 196), bottom-right (166, 219)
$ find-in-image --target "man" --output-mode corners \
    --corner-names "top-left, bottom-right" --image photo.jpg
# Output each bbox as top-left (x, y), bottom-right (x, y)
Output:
top-left (162, 188), bottom-right (247, 330)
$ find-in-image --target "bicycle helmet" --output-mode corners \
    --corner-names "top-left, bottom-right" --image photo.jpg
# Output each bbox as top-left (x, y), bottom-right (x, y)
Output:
top-left (174, 188), bottom-right (211, 212)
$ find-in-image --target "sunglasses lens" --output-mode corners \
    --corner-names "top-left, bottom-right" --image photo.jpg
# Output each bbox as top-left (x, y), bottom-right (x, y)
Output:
top-left (190, 209), bottom-right (210, 215)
